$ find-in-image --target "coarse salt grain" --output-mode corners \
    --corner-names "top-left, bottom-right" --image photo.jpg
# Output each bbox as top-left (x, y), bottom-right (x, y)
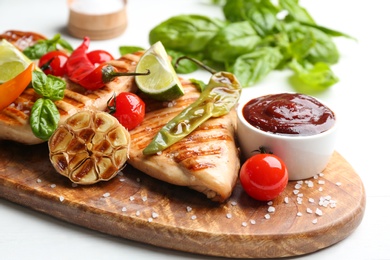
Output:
top-left (336, 182), bottom-right (342, 186)
top-left (312, 218), bottom-right (318, 224)
top-left (129, 196), bottom-right (135, 201)
top-left (297, 212), bottom-right (303, 217)
top-left (268, 206), bottom-right (275, 213)
top-left (71, 183), bottom-right (78, 187)
top-left (318, 180), bottom-right (325, 185)
top-left (242, 222), bottom-right (248, 227)
top-left (186, 206), bottom-right (192, 212)
top-left (119, 178), bottom-right (125, 182)
top-left (152, 212), bottom-right (159, 219)
top-left (122, 207), bottom-right (127, 212)
top-left (59, 196), bottom-right (64, 202)
top-left (264, 214), bottom-right (271, 219)
top-left (142, 196), bottom-right (147, 202)
top-left (306, 208), bottom-right (313, 214)
top-left (50, 184), bottom-right (56, 188)
top-left (284, 197), bottom-right (289, 204)
top-left (36, 178), bottom-right (42, 183)
top-left (226, 213), bottom-right (232, 219)
top-left (103, 192), bottom-right (110, 198)
top-left (148, 218), bottom-right (153, 222)
top-left (231, 201), bottom-right (237, 206)
top-left (250, 219), bottom-right (256, 225)
top-left (315, 208), bottom-right (323, 216)
top-left (308, 198), bottom-right (315, 203)
top-left (135, 210), bottom-right (140, 216)
top-left (191, 215), bottom-right (197, 220)
top-left (267, 201), bottom-right (273, 206)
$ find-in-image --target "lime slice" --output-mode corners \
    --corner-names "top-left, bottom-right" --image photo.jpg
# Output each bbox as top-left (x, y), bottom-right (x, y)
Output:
top-left (135, 41), bottom-right (184, 101)
top-left (0, 39), bottom-right (32, 83)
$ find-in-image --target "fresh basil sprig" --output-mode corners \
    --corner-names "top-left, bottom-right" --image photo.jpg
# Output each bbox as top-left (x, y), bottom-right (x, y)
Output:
top-left (148, 0), bottom-right (353, 92)
top-left (30, 71), bottom-right (66, 140)
top-left (23, 33), bottom-right (73, 60)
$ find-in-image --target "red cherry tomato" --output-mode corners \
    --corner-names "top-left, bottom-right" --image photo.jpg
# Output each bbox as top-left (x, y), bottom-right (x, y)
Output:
top-left (240, 153), bottom-right (288, 201)
top-left (38, 50), bottom-right (69, 77)
top-left (87, 50), bottom-right (114, 66)
top-left (108, 92), bottom-right (145, 130)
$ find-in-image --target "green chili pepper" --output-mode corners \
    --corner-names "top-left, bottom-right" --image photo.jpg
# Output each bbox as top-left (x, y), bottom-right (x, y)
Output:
top-left (143, 56), bottom-right (242, 155)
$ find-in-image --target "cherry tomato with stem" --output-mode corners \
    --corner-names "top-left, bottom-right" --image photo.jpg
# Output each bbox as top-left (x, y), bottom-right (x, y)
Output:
top-left (87, 50), bottom-right (114, 66)
top-left (107, 92), bottom-right (145, 130)
top-left (240, 149), bottom-right (288, 201)
top-left (38, 50), bottom-right (69, 77)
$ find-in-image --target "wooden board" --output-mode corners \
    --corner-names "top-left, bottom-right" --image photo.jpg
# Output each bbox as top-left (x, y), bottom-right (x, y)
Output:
top-left (0, 140), bottom-right (365, 258)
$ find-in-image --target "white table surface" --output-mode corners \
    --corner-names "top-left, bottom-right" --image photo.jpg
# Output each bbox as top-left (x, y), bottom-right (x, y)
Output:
top-left (1, 0), bottom-right (389, 259)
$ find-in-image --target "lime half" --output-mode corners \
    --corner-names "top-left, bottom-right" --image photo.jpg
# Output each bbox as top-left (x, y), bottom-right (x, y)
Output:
top-left (0, 39), bottom-right (32, 83)
top-left (135, 41), bottom-right (184, 101)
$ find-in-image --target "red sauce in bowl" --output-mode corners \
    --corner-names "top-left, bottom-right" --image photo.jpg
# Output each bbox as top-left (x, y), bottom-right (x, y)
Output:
top-left (242, 93), bottom-right (336, 136)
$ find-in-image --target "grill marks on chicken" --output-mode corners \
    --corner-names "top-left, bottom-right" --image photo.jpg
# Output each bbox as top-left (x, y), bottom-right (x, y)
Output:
top-left (127, 81), bottom-right (240, 202)
top-left (0, 53), bottom-right (141, 144)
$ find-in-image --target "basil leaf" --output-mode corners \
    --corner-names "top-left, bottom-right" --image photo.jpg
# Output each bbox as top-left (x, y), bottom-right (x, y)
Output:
top-left (299, 21), bottom-right (356, 40)
top-left (31, 70), bottom-right (47, 96)
top-left (23, 33), bottom-right (72, 59)
top-left (228, 47), bottom-right (283, 87)
top-left (167, 50), bottom-right (199, 74)
top-left (119, 46), bottom-right (144, 56)
top-left (46, 75), bottom-right (66, 101)
top-left (30, 98), bottom-right (60, 141)
top-left (289, 59), bottom-right (338, 91)
top-left (279, 0), bottom-right (315, 24)
top-left (289, 30), bottom-right (316, 61)
top-left (32, 71), bottom-right (66, 100)
top-left (223, 0), bottom-right (279, 37)
top-left (58, 38), bottom-right (74, 52)
top-left (286, 22), bottom-right (339, 64)
top-left (149, 14), bottom-right (225, 53)
top-left (207, 21), bottom-right (262, 62)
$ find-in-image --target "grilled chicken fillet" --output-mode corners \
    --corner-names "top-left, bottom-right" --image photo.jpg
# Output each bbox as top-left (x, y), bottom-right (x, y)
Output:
top-left (0, 53), bottom-right (142, 144)
top-left (127, 80), bottom-right (240, 202)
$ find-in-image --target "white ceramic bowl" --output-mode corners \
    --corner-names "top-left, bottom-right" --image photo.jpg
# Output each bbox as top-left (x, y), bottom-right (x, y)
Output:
top-left (236, 93), bottom-right (337, 181)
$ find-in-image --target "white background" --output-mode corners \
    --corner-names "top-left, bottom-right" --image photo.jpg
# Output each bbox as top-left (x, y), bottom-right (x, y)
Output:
top-left (1, 0), bottom-right (389, 259)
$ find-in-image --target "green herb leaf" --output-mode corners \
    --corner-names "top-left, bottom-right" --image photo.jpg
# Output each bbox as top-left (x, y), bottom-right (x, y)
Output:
top-left (206, 21), bottom-right (262, 62)
top-left (279, 0), bottom-right (315, 24)
top-left (30, 98), bottom-right (60, 141)
top-left (289, 59), bottom-right (339, 91)
top-left (228, 47), bottom-right (283, 87)
top-left (168, 49), bottom-right (199, 74)
top-left (32, 71), bottom-right (66, 100)
top-left (223, 0), bottom-right (279, 37)
top-left (23, 33), bottom-right (73, 59)
top-left (119, 46), bottom-right (144, 56)
top-left (149, 14), bottom-right (225, 53)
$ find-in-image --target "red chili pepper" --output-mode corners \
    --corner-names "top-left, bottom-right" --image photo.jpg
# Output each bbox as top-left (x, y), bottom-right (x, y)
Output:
top-left (67, 37), bottom-right (149, 90)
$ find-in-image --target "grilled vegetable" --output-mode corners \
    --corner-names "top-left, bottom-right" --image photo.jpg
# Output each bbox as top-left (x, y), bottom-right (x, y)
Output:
top-left (143, 57), bottom-right (241, 155)
top-left (48, 110), bottom-right (130, 184)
